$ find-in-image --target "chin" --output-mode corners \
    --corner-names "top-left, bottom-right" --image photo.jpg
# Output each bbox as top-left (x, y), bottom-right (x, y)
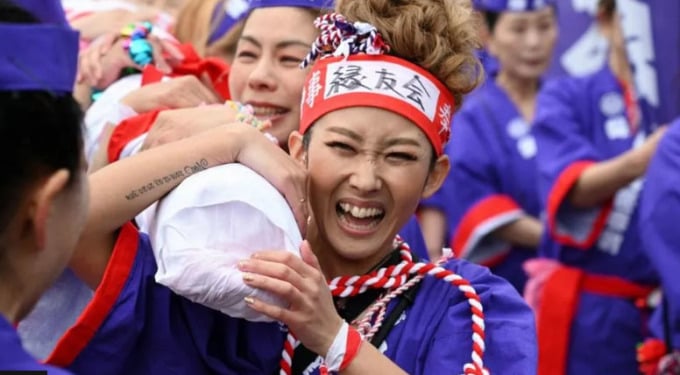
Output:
top-left (520, 65), bottom-right (548, 80)
top-left (270, 121), bottom-right (297, 145)
top-left (326, 227), bottom-right (396, 263)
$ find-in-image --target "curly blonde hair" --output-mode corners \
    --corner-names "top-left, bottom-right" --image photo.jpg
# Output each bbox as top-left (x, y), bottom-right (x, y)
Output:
top-left (336, 0), bottom-right (483, 110)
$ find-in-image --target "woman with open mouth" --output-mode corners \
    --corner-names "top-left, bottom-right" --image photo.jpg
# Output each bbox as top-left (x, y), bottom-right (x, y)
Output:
top-left (17, 0), bottom-right (536, 374)
top-left (230, 0), bottom-right (537, 373)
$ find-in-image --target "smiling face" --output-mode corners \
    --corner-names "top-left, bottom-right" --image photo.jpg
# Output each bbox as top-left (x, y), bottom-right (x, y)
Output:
top-left (488, 6), bottom-right (557, 81)
top-left (289, 106), bottom-right (449, 276)
top-left (228, 7), bottom-right (318, 149)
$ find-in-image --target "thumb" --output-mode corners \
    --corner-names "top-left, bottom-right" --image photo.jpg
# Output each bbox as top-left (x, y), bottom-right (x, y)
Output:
top-left (299, 240), bottom-right (321, 271)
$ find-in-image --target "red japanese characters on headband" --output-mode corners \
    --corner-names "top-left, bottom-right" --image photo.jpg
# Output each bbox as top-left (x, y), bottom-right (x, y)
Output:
top-left (299, 54), bottom-right (454, 155)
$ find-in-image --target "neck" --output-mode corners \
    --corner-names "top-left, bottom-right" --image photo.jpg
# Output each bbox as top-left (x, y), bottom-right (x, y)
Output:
top-left (0, 276), bottom-right (29, 324)
top-left (306, 221), bottom-right (395, 279)
top-left (496, 71), bottom-right (539, 100)
top-left (609, 45), bottom-right (634, 86)
top-left (495, 71), bottom-right (540, 121)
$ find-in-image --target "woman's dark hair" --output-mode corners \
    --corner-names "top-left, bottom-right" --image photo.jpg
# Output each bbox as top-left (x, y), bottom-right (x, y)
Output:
top-left (599, 0), bottom-right (616, 18)
top-left (0, 0), bottom-right (84, 232)
top-left (484, 4), bottom-right (558, 34)
top-left (483, 11), bottom-right (500, 34)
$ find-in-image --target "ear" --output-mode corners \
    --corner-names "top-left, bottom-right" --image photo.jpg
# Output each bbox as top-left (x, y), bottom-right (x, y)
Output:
top-left (288, 130), bottom-right (307, 165)
top-left (421, 154), bottom-right (450, 199)
top-left (31, 169), bottom-right (71, 252)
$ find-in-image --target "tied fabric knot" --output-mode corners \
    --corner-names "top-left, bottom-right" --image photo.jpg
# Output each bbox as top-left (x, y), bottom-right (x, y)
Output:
top-left (300, 13), bottom-right (391, 69)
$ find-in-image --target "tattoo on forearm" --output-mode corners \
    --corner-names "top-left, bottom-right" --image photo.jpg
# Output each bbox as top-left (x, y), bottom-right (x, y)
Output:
top-left (125, 158), bottom-right (209, 201)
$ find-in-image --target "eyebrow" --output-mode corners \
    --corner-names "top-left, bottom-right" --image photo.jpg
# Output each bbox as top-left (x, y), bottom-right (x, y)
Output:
top-left (239, 35), bottom-right (311, 50)
top-left (327, 126), bottom-right (423, 148)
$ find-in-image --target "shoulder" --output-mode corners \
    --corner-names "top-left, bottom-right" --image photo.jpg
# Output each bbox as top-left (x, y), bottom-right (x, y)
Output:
top-left (412, 259), bottom-right (537, 373)
top-left (663, 117), bottom-right (680, 143)
top-left (539, 68), bottom-right (615, 107)
top-left (414, 258), bottom-right (534, 330)
top-left (456, 82), bottom-right (496, 116)
top-left (440, 258), bottom-right (532, 313)
top-left (538, 75), bottom-right (582, 106)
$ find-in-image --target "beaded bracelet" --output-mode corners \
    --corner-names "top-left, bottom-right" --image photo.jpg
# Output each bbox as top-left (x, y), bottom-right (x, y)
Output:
top-left (225, 100), bottom-right (271, 132)
top-left (90, 22), bottom-right (154, 102)
top-left (121, 21), bottom-right (154, 67)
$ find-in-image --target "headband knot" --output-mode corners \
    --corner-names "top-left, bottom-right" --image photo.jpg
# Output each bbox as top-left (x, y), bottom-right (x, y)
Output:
top-left (300, 13), bottom-right (390, 68)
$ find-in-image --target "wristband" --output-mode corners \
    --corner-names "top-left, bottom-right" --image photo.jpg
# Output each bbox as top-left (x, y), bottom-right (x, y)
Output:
top-left (321, 321), bottom-right (363, 374)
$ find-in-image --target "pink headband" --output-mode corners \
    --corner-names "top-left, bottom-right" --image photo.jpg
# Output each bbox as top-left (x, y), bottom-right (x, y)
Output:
top-left (299, 14), bottom-right (454, 155)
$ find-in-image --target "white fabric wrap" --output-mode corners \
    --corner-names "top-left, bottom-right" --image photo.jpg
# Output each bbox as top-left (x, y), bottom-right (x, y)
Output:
top-left (324, 321), bottom-right (350, 372)
top-left (148, 164), bottom-right (302, 322)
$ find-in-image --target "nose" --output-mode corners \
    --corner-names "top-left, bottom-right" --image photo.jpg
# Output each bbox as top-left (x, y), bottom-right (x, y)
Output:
top-left (348, 156), bottom-right (382, 194)
top-left (525, 28), bottom-right (542, 49)
top-left (247, 57), bottom-right (277, 91)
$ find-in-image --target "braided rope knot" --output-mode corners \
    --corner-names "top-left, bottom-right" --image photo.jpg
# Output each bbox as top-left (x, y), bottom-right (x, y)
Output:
top-left (300, 12), bottom-right (390, 69)
top-left (280, 238), bottom-right (489, 375)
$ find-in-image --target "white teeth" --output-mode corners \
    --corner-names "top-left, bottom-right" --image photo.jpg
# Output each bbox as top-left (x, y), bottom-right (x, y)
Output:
top-left (251, 106), bottom-right (286, 116)
top-left (339, 203), bottom-right (384, 218)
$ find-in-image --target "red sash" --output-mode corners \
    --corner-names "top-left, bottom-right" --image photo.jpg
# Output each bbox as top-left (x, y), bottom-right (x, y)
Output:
top-left (537, 265), bottom-right (656, 375)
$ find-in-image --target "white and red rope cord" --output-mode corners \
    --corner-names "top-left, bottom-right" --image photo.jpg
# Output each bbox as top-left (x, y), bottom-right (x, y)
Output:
top-left (279, 238), bottom-right (489, 375)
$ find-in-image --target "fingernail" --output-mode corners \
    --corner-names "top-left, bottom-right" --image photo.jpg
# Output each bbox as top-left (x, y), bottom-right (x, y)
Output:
top-left (242, 272), bottom-right (254, 282)
top-left (237, 260), bottom-right (250, 270)
top-left (244, 296), bottom-right (255, 305)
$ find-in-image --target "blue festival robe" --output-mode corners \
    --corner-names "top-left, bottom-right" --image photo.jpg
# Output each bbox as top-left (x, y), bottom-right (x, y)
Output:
top-left (0, 316), bottom-right (72, 374)
top-left (43, 223), bottom-right (285, 375)
top-left (638, 117), bottom-right (680, 351)
top-left (441, 79), bottom-right (542, 292)
top-left (533, 65), bottom-right (660, 374)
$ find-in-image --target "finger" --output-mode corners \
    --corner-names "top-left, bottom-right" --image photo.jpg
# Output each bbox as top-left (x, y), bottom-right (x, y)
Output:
top-left (198, 72), bottom-right (223, 103)
top-left (299, 241), bottom-right (322, 272)
top-left (193, 79), bottom-right (222, 105)
top-left (98, 33), bottom-right (118, 55)
top-left (91, 43), bottom-right (113, 85)
top-left (243, 296), bottom-right (290, 323)
top-left (239, 255), bottom-right (308, 289)
top-left (82, 51), bottom-right (100, 87)
top-left (148, 36), bottom-right (171, 74)
top-left (286, 173), bottom-right (309, 238)
top-left (76, 56), bottom-right (85, 83)
top-left (159, 38), bottom-right (185, 63)
top-left (242, 272), bottom-right (304, 307)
